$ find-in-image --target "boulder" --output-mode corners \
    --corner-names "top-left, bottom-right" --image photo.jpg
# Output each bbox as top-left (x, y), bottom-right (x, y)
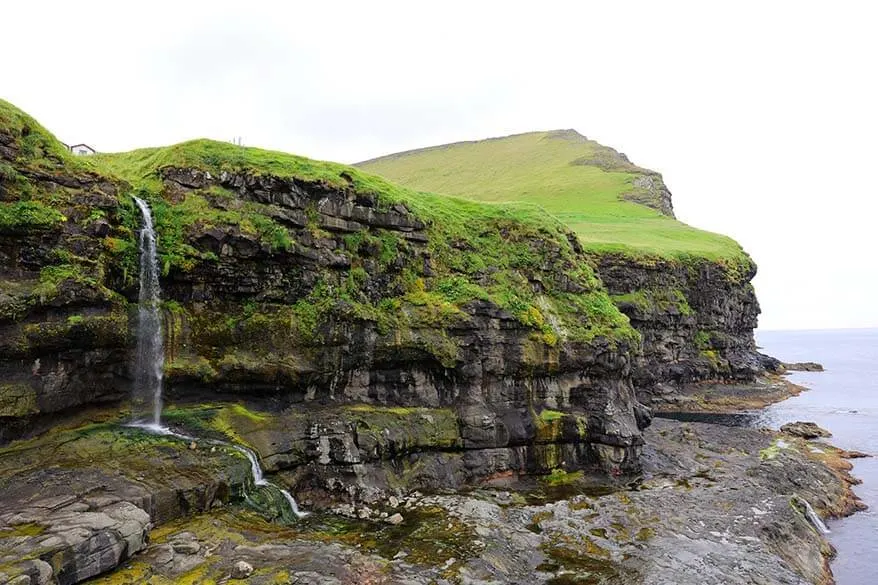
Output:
top-left (780, 421), bottom-right (832, 439)
top-left (231, 560), bottom-right (254, 579)
top-left (385, 513), bottom-right (404, 525)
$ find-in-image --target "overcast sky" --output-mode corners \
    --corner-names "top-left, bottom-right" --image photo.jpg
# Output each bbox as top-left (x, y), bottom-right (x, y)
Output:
top-left (4, 1), bottom-right (876, 330)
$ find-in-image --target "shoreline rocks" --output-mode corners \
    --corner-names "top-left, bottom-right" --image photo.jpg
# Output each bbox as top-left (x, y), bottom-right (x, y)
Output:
top-left (783, 362), bottom-right (825, 372)
top-left (64, 418), bottom-right (863, 585)
top-left (642, 374), bottom-right (805, 413)
top-left (782, 421), bottom-right (833, 439)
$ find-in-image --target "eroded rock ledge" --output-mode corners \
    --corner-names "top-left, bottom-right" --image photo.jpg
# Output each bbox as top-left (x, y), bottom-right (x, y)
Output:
top-left (2, 415), bottom-right (861, 585)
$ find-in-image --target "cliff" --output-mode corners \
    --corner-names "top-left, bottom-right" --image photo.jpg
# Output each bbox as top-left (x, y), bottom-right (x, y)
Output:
top-left (358, 130), bottom-right (780, 407)
top-left (0, 100), bottom-right (647, 483)
top-left (0, 101), bottom-right (852, 585)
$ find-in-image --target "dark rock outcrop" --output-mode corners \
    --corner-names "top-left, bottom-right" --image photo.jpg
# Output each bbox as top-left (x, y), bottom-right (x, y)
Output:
top-left (783, 361), bottom-right (825, 372)
top-left (781, 421), bottom-right (832, 440)
top-left (0, 156), bottom-right (132, 442)
top-left (592, 253), bottom-right (782, 408)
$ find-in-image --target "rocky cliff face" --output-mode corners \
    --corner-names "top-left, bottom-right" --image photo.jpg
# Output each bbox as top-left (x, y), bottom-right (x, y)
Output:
top-left (353, 127), bottom-right (781, 411)
top-left (0, 98), bottom-right (779, 488)
top-left (149, 167), bottom-right (648, 480)
top-left (594, 253), bottom-right (780, 407)
top-left (0, 122), bottom-right (132, 441)
top-left (0, 102), bottom-right (648, 486)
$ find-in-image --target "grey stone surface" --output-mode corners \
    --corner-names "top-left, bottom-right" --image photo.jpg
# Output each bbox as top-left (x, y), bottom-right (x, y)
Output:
top-left (77, 419), bottom-right (861, 585)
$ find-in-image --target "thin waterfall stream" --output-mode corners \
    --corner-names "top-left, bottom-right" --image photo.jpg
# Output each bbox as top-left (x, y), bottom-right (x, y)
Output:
top-left (132, 196), bottom-right (164, 426)
top-left (130, 196), bottom-right (307, 518)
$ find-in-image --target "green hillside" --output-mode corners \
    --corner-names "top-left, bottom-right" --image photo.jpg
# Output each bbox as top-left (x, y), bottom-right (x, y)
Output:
top-left (358, 130), bottom-right (747, 264)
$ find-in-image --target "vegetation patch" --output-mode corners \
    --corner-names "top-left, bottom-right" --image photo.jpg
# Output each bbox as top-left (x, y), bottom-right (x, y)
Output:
top-left (759, 438), bottom-right (791, 461)
top-left (540, 409), bottom-right (566, 422)
top-left (0, 200), bottom-right (65, 233)
top-left (354, 505), bottom-right (480, 566)
top-left (611, 287), bottom-right (693, 317)
top-left (542, 469), bottom-right (584, 486)
top-left (538, 539), bottom-right (620, 583)
top-left (0, 523), bottom-right (45, 538)
top-left (146, 191), bottom-right (293, 275)
top-left (0, 383), bottom-right (39, 417)
top-left (0, 99), bottom-right (92, 172)
top-left (345, 405), bottom-right (461, 457)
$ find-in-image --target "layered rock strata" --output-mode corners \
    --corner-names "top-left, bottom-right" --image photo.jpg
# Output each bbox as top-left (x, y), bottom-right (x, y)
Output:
top-left (594, 253), bottom-right (781, 407)
top-left (0, 106), bottom-right (647, 479)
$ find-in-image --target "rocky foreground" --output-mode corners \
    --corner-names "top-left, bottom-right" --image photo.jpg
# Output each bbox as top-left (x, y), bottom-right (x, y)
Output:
top-left (0, 413), bottom-right (864, 585)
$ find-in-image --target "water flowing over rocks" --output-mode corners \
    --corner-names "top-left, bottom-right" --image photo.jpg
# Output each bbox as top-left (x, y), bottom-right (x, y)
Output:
top-left (131, 196), bottom-right (164, 425)
top-left (0, 424), bottom-right (252, 584)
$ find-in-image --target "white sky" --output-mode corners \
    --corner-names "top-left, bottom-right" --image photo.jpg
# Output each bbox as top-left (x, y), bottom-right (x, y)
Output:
top-left (4, 1), bottom-right (876, 330)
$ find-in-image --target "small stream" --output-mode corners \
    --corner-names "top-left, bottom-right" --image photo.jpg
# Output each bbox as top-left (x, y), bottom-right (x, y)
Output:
top-left (129, 421), bottom-right (308, 519)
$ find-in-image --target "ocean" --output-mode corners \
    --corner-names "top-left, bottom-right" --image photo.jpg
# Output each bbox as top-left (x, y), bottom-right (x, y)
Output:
top-left (756, 328), bottom-right (878, 584)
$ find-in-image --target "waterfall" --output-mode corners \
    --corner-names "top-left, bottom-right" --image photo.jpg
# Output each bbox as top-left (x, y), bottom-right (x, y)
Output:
top-left (127, 196), bottom-right (307, 519)
top-left (235, 445), bottom-right (309, 518)
top-left (128, 424), bottom-right (308, 519)
top-left (132, 196), bottom-right (164, 426)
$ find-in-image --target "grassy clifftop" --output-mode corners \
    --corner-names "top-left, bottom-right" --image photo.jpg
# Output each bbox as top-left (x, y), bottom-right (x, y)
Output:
top-left (92, 141), bottom-right (635, 347)
top-left (0, 100), bottom-right (639, 353)
top-left (358, 130), bottom-right (749, 265)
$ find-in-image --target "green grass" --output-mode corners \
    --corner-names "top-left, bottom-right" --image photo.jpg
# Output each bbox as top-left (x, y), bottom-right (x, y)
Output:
top-left (358, 130), bottom-right (749, 265)
top-left (539, 409), bottom-right (565, 422)
top-left (541, 468), bottom-right (584, 486)
top-left (0, 99), bottom-right (90, 172)
top-left (610, 287), bottom-right (693, 316)
top-left (89, 138), bottom-right (416, 205)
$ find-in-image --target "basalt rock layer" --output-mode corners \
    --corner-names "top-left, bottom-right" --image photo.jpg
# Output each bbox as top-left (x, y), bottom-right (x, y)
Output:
top-left (595, 253), bottom-right (781, 408)
top-left (356, 131), bottom-right (780, 408)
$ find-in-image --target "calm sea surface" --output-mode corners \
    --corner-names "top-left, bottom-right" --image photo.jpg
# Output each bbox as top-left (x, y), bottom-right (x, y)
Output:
top-left (756, 329), bottom-right (878, 584)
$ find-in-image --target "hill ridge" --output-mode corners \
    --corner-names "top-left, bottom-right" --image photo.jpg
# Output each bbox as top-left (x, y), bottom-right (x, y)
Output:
top-left (357, 130), bottom-right (751, 262)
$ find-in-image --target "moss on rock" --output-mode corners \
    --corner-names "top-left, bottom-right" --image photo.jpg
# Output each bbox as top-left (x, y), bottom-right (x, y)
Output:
top-left (0, 383), bottom-right (39, 417)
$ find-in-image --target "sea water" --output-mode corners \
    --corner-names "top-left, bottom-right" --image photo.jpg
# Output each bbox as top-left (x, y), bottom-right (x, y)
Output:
top-left (757, 328), bottom-right (878, 584)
